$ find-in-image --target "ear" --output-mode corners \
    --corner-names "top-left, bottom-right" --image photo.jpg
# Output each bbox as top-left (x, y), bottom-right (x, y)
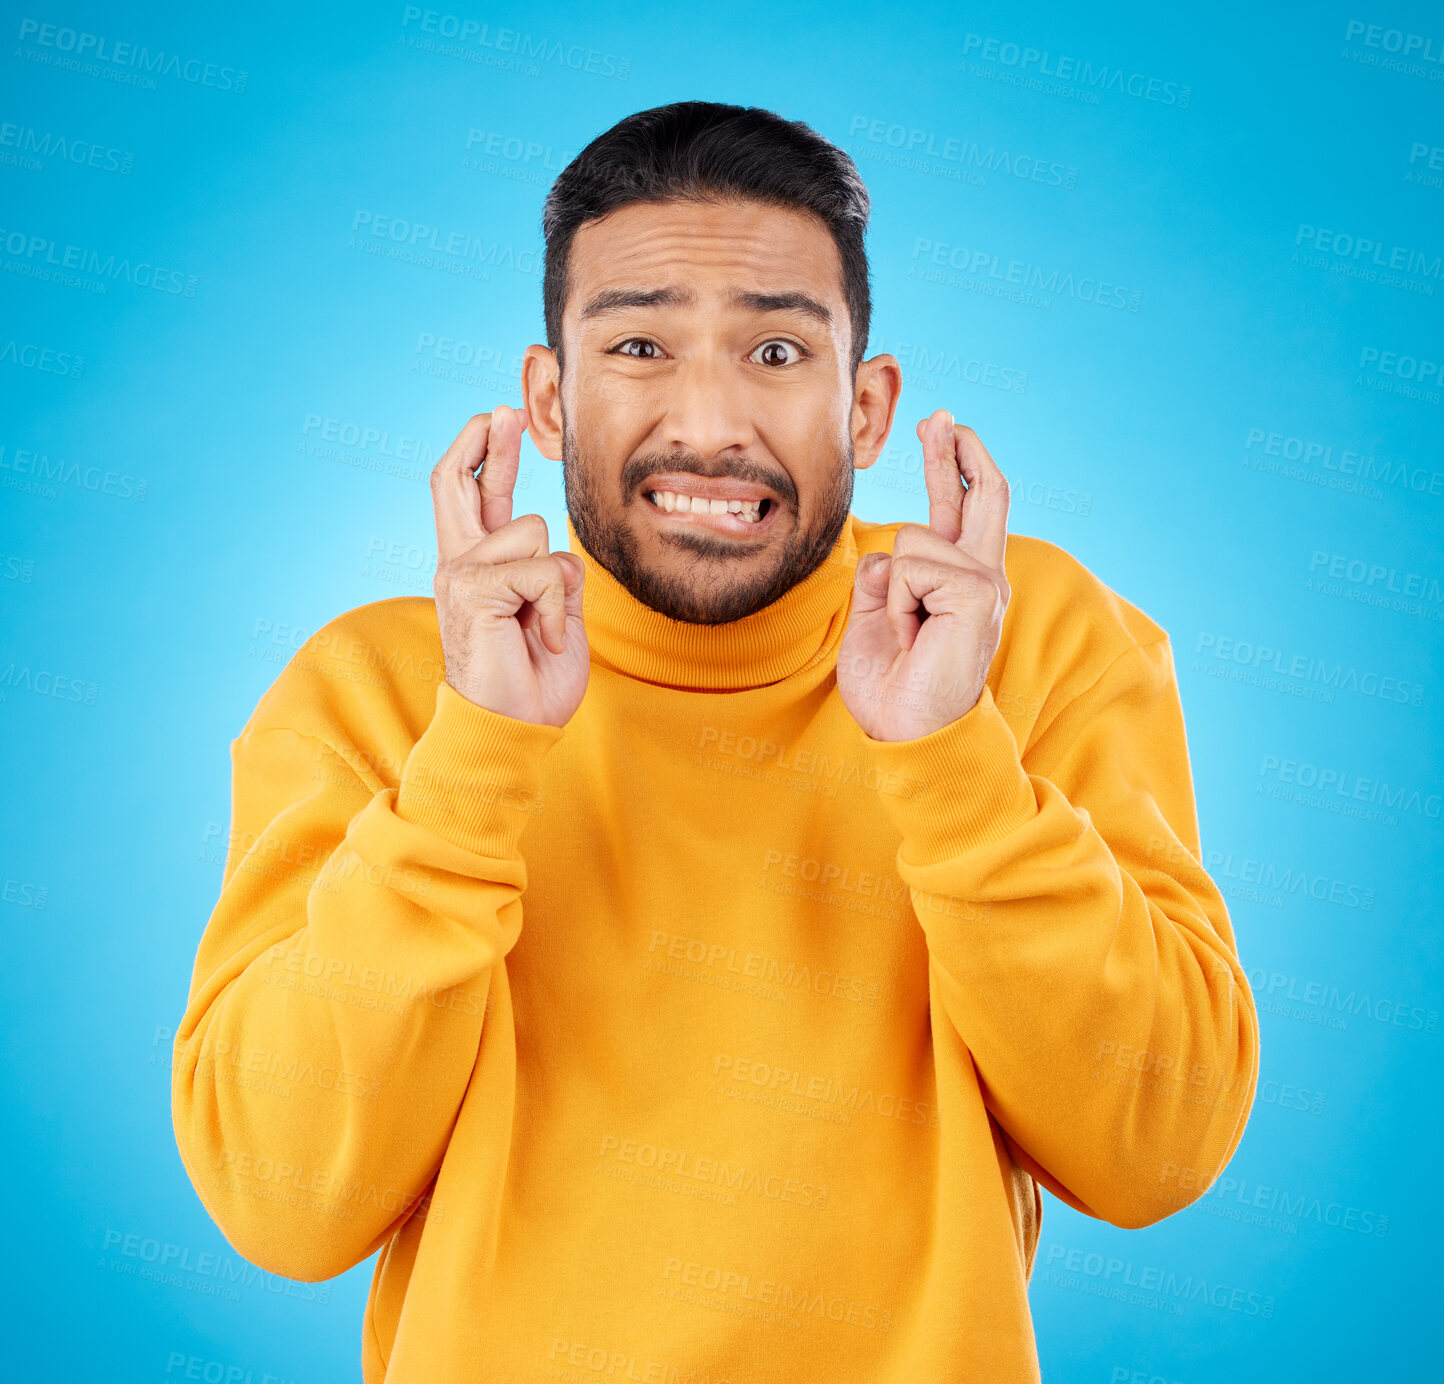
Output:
top-left (522, 344), bottom-right (563, 462)
top-left (850, 353), bottom-right (902, 473)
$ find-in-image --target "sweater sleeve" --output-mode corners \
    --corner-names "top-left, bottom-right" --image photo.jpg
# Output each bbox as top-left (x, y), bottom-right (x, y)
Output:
top-left (860, 637), bottom-right (1259, 1230)
top-left (171, 680), bottom-right (562, 1281)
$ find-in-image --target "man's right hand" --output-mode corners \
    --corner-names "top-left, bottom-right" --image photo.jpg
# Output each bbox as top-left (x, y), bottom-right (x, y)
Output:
top-left (430, 406), bottom-right (589, 728)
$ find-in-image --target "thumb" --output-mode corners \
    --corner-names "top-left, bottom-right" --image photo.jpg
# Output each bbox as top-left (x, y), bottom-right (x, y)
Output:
top-left (557, 552), bottom-right (586, 614)
top-left (852, 552), bottom-right (891, 615)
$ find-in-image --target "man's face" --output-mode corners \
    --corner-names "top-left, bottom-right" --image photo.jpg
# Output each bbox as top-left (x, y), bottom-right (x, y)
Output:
top-left (524, 198), bottom-right (898, 625)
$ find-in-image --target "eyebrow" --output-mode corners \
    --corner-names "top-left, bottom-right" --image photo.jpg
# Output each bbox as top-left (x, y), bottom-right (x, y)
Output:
top-left (579, 284), bottom-right (834, 329)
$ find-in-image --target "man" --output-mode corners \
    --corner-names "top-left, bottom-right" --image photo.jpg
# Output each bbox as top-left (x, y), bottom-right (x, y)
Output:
top-left (173, 102), bottom-right (1258, 1382)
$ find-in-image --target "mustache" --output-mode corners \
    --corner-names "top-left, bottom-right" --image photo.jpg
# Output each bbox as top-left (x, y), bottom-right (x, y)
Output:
top-left (620, 451), bottom-right (798, 505)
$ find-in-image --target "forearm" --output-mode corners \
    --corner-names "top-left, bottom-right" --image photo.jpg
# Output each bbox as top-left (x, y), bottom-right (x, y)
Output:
top-left (864, 669), bottom-right (1259, 1228)
top-left (172, 685), bottom-right (560, 1277)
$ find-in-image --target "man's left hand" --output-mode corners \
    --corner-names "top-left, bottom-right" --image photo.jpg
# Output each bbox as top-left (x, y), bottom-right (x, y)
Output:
top-left (837, 409), bottom-right (1012, 742)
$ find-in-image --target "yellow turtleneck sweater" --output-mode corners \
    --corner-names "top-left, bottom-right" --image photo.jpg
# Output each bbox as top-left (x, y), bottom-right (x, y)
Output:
top-left (172, 511), bottom-right (1259, 1383)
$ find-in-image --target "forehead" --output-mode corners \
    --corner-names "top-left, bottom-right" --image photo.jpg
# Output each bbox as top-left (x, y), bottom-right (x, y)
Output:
top-left (565, 199), bottom-right (844, 317)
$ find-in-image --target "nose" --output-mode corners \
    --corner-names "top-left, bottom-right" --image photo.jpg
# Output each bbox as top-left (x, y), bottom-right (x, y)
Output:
top-left (658, 351), bottom-right (758, 461)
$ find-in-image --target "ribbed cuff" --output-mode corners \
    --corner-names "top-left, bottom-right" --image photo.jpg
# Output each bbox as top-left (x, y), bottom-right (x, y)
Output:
top-left (393, 681), bottom-right (564, 859)
top-left (860, 684), bottom-right (1038, 860)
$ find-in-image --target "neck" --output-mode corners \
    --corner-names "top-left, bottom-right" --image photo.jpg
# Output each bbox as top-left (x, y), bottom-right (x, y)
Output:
top-left (565, 514), bottom-right (860, 692)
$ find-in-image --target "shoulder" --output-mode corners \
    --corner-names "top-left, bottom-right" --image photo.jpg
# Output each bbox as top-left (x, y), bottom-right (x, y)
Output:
top-left (852, 515), bottom-right (1173, 737)
top-left (999, 530), bottom-right (1169, 650)
top-left (855, 516), bottom-right (1165, 641)
top-left (239, 596), bottom-right (444, 779)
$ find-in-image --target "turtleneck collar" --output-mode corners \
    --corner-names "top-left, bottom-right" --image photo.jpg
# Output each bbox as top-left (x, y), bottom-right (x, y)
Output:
top-left (566, 513), bottom-right (860, 692)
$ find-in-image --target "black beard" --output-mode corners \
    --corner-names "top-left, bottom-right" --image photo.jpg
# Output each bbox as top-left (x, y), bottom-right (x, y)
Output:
top-left (561, 418), bottom-right (855, 626)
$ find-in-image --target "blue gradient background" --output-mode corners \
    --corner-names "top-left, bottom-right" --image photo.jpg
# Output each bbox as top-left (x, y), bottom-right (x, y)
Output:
top-left (3, 2), bottom-right (1440, 1379)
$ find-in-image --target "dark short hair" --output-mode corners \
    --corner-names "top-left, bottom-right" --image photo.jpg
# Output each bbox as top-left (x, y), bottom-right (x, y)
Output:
top-left (541, 101), bottom-right (871, 376)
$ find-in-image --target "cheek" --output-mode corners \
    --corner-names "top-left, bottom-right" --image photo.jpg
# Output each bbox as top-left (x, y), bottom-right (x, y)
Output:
top-left (759, 398), bottom-right (843, 465)
top-left (568, 397), bottom-right (659, 485)
top-left (572, 371), bottom-right (654, 441)
top-left (580, 349), bottom-right (666, 408)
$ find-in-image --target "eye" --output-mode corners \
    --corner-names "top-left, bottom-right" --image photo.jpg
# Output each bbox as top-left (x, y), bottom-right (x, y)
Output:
top-left (750, 339), bottom-right (807, 367)
top-left (609, 338), bottom-right (663, 359)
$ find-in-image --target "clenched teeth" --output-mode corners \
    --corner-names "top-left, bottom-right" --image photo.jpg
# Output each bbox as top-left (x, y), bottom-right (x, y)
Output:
top-left (648, 490), bottom-right (766, 521)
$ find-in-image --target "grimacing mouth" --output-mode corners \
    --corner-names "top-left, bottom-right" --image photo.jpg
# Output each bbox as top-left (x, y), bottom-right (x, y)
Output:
top-left (645, 489), bottom-right (773, 520)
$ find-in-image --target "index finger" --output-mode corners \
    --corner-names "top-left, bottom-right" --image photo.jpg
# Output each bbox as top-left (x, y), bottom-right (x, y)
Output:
top-left (919, 408), bottom-right (965, 543)
top-left (429, 406), bottom-right (528, 560)
top-left (918, 410), bottom-right (1009, 569)
top-left (475, 404), bottom-right (527, 535)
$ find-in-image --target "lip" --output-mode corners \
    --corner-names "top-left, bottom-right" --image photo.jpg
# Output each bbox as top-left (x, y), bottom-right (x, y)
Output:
top-left (640, 483), bottom-right (782, 538)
